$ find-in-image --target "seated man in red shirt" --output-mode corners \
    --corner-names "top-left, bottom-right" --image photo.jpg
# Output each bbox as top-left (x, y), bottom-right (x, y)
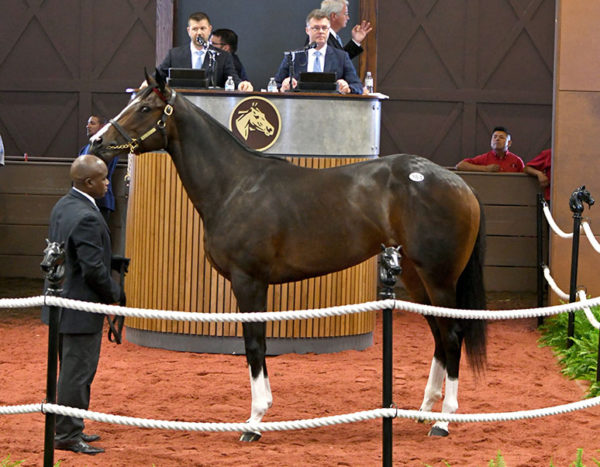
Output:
top-left (524, 148), bottom-right (551, 201)
top-left (455, 126), bottom-right (524, 173)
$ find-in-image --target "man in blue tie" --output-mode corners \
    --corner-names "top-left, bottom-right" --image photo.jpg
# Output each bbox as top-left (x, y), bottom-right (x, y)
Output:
top-left (156, 11), bottom-right (253, 91)
top-left (274, 9), bottom-right (363, 94)
top-left (320, 0), bottom-right (372, 60)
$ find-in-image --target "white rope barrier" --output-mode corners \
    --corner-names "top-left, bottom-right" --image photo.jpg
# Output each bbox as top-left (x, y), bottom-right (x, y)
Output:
top-left (3, 294), bottom-right (600, 322)
top-left (582, 221), bottom-right (600, 254)
top-left (542, 203), bottom-right (574, 238)
top-left (2, 395), bottom-right (600, 431)
top-left (577, 290), bottom-right (600, 330)
top-left (543, 266), bottom-right (570, 301)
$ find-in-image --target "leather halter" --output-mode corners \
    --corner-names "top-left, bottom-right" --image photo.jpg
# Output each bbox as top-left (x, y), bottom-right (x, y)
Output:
top-left (107, 87), bottom-right (177, 154)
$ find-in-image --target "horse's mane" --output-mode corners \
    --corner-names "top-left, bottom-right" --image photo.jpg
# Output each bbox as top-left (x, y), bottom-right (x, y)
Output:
top-left (173, 90), bottom-right (290, 164)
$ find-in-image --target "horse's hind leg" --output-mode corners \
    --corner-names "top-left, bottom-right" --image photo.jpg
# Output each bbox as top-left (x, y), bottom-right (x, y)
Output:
top-left (419, 317), bottom-right (445, 414)
top-left (426, 315), bottom-right (464, 437)
top-left (232, 273), bottom-right (272, 442)
top-left (400, 262), bottom-right (446, 423)
top-left (419, 281), bottom-right (464, 437)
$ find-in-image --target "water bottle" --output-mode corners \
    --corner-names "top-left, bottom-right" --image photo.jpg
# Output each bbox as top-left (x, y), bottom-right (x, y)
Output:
top-left (365, 71), bottom-right (374, 94)
top-left (225, 76), bottom-right (235, 91)
top-left (267, 77), bottom-right (278, 93)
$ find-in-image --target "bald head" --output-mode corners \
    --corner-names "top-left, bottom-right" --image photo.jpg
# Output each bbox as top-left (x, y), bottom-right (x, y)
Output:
top-left (70, 154), bottom-right (109, 199)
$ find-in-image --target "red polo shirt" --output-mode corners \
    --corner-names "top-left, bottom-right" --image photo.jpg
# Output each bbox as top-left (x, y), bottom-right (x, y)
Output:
top-left (526, 149), bottom-right (552, 201)
top-left (462, 150), bottom-right (524, 173)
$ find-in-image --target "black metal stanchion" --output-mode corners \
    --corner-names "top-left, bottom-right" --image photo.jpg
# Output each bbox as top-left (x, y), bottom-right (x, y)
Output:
top-left (378, 245), bottom-right (401, 467)
top-left (566, 186), bottom-right (594, 348)
top-left (40, 241), bottom-right (65, 467)
top-left (536, 193), bottom-right (545, 326)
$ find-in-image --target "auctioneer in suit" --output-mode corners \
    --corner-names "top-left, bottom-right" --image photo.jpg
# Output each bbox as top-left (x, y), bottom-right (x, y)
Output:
top-left (273, 45), bottom-right (364, 94)
top-left (156, 44), bottom-right (242, 88)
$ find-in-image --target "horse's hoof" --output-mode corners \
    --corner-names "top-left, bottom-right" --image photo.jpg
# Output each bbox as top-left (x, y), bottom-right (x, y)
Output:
top-left (428, 426), bottom-right (449, 437)
top-left (240, 431), bottom-right (262, 442)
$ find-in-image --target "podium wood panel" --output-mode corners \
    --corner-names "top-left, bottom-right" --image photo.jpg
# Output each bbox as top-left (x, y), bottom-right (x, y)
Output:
top-left (125, 152), bottom-right (377, 343)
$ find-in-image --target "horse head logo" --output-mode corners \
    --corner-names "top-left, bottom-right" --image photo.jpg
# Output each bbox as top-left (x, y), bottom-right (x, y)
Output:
top-left (235, 102), bottom-right (274, 140)
top-left (379, 244), bottom-right (402, 286)
top-left (40, 239), bottom-right (66, 284)
top-left (569, 185), bottom-right (595, 214)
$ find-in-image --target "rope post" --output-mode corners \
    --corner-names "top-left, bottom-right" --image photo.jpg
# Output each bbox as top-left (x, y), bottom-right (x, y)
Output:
top-left (40, 242), bottom-right (65, 467)
top-left (566, 186), bottom-right (594, 348)
top-left (378, 245), bottom-right (402, 467)
top-left (536, 193), bottom-right (545, 326)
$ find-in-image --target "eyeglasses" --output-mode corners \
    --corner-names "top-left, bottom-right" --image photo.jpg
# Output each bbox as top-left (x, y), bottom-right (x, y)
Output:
top-left (211, 41), bottom-right (225, 47)
top-left (309, 25), bottom-right (330, 32)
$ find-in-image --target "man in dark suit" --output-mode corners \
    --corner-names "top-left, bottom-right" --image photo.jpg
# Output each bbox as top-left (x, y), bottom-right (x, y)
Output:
top-left (42, 154), bottom-right (121, 455)
top-left (156, 11), bottom-right (253, 91)
top-left (274, 9), bottom-right (364, 94)
top-left (318, 0), bottom-right (372, 60)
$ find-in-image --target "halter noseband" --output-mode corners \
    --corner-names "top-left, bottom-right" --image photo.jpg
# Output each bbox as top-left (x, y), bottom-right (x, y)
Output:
top-left (107, 87), bottom-right (177, 154)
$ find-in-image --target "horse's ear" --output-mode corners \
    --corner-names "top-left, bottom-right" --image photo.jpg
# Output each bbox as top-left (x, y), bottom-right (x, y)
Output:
top-left (155, 67), bottom-right (167, 93)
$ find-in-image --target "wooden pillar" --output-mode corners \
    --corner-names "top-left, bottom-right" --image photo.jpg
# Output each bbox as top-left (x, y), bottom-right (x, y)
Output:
top-left (550, 0), bottom-right (600, 303)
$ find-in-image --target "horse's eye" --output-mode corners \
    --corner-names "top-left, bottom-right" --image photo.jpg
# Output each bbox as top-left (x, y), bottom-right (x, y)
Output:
top-left (140, 106), bottom-right (151, 113)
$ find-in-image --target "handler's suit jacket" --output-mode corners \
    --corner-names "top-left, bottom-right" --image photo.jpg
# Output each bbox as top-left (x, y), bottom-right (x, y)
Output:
top-left (42, 188), bottom-right (120, 334)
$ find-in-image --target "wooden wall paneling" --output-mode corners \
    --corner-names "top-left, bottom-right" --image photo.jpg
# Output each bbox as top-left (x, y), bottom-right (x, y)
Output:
top-left (377, 0), bottom-right (554, 167)
top-left (0, 1), bottom-right (156, 159)
top-left (359, 0), bottom-right (378, 83)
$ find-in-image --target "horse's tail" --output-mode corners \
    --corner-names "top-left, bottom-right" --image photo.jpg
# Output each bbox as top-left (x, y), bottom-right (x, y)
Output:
top-left (456, 193), bottom-right (487, 374)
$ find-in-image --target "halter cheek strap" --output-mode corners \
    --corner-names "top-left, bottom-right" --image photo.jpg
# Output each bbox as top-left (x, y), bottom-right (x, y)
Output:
top-left (107, 88), bottom-right (177, 154)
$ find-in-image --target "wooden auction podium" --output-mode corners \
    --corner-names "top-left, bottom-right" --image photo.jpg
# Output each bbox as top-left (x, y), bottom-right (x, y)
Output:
top-left (124, 90), bottom-right (384, 354)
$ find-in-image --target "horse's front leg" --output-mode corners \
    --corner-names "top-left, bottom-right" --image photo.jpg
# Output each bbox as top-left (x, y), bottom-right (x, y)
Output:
top-left (241, 320), bottom-right (272, 442)
top-left (231, 272), bottom-right (271, 442)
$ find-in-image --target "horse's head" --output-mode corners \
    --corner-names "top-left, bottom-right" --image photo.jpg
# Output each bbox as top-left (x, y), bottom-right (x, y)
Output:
top-left (89, 69), bottom-right (177, 163)
top-left (40, 239), bottom-right (66, 284)
top-left (569, 185), bottom-right (595, 214)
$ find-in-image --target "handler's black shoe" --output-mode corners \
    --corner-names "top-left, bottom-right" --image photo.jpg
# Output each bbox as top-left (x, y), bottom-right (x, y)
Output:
top-left (81, 433), bottom-right (101, 443)
top-left (54, 439), bottom-right (104, 455)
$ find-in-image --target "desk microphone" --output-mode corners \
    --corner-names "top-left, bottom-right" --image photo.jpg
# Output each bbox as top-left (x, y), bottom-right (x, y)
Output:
top-left (286, 42), bottom-right (318, 55)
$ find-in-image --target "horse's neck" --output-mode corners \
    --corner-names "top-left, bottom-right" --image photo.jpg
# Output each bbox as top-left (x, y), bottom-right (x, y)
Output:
top-left (166, 98), bottom-right (264, 221)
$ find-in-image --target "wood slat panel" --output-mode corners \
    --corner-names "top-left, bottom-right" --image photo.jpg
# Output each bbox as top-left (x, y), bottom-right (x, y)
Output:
top-left (483, 266), bottom-right (536, 292)
top-left (484, 205), bottom-right (537, 236)
top-left (0, 225), bottom-right (47, 255)
top-left (486, 236), bottom-right (537, 267)
top-left (457, 172), bottom-right (539, 206)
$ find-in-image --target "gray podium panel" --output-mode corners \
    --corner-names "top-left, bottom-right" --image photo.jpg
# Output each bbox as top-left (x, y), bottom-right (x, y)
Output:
top-left (182, 90), bottom-right (382, 157)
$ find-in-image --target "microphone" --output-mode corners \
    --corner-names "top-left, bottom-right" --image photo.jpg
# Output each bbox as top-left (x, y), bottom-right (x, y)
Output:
top-left (195, 36), bottom-right (207, 47)
top-left (285, 42), bottom-right (318, 55)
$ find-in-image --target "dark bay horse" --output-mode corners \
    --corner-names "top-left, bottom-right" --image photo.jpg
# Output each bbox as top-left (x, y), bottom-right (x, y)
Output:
top-left (90, 72), bottom-right (487, 440)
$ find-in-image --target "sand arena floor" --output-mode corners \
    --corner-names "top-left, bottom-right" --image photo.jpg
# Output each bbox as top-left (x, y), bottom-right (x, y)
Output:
top-left (1, 279), bottom-right (599, 466)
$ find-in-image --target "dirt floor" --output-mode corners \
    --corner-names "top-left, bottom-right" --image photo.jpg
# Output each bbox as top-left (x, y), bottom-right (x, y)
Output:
top-left (1, 278), bottom-right (600, 466)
